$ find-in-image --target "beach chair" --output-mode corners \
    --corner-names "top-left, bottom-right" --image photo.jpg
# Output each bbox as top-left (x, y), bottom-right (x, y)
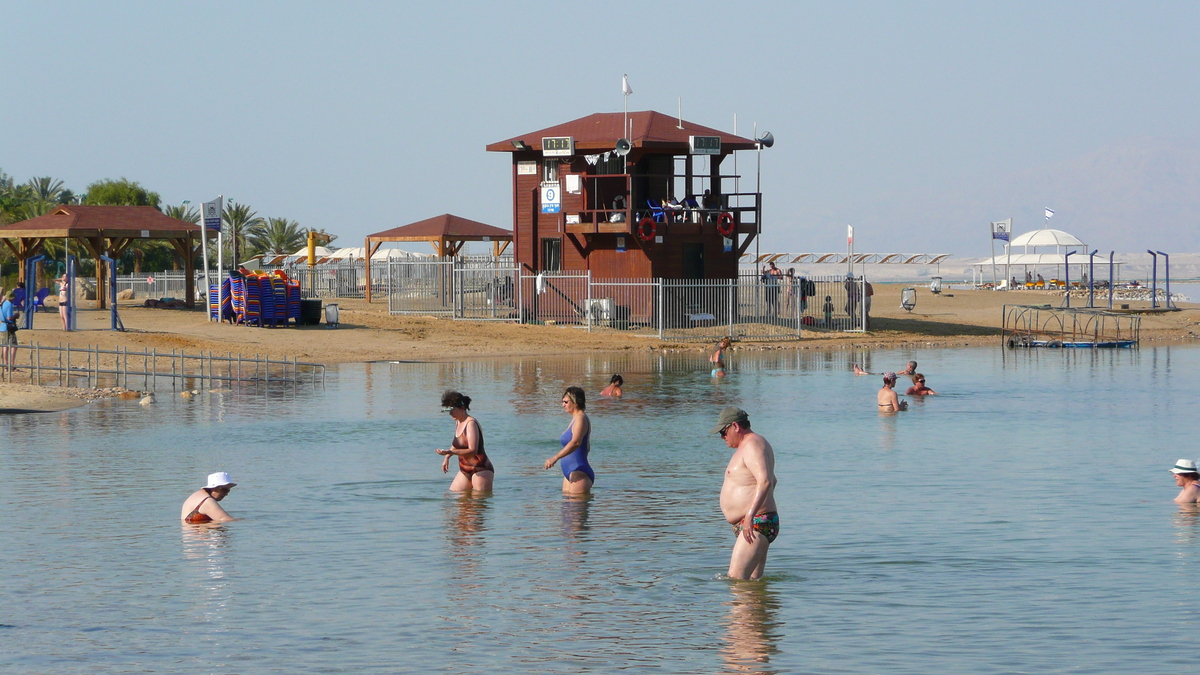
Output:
top-left (33, 288), bottom-right (50, 312)
top-left (286, 280), bottom-right (301, 326)
top-left (12, 287), bottom-right (25, 311)
top-left (645, 199), bottom-right (666, 223)
top-left (271, 277), bottom-right (287, 326)
top-left (259, 276), bottom-right (276, 327)
top-left (242, 274), bottom-right (262, 326)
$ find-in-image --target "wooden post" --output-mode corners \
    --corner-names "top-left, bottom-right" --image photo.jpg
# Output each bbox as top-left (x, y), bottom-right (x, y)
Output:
top-left (364, 236), bottom-right (372, 303)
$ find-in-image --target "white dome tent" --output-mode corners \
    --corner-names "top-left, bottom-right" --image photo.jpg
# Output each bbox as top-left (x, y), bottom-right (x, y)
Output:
top-left (973, 226), bottom-right (1123, 289)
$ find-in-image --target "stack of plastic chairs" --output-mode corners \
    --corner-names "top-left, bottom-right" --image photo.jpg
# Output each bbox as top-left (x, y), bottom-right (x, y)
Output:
top-left (230, 272), bottom-right (247, 324)
top-left (258, 275), bottom-right (276, 327)
top-left (286, 279), bottom-right (301, 326)
top-left (208, 284), bottom-right (220, 320)
top-left (271, 276), bottom-right (288, 326)
top-left (219, 278), bottom-right (234, 321)
top-left (242, 273), bottom-right (262, 326)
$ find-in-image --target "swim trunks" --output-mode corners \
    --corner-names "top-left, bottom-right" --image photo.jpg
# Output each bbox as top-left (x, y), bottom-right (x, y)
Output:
top-left (733, 511), bottom-right (779, 543)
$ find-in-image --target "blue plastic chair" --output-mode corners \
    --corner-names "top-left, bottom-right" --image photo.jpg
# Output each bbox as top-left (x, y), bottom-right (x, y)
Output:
top-left (33, 288), bottom-right (50, 312)
top-left (645, 199), bottom-right (666, 223)
top-left (12, 287), bottom-right (25, 311)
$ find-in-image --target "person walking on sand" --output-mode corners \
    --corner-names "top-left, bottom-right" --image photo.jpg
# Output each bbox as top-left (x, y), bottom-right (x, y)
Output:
top-left (1, 291), bottom-right (18, 370)
top-left (1170, 459), bottom-right (1200, 504)
top-left (600, 374), bottom-right (623, 397)
top-left (435, 390), bottom-right (495, 492)
top-left (181, 472), bottom-right (237, 524)
top-left (57, 274), bottom-right (69, 331)
top-left (714, 407), bottom-right (778, 580)
top-left (878, 373), bottom-right (907, 412)
top-left (545, 387), bottom-right (593, 494)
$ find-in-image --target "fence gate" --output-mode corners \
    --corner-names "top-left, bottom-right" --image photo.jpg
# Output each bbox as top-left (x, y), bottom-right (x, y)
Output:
top-left (387, 260), bottom-right (456, 315)
top-left (453, 265), bottom-right (520, 320)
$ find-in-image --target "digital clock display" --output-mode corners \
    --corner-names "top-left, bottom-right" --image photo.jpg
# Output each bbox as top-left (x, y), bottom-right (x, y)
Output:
top-left (689, 136), bottom-right (721, 155)
top-left (542, 136), bottom-right (575, 157)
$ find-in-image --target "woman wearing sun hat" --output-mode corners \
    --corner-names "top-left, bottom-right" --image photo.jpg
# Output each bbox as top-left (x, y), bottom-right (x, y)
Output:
top-left (877, 373), bottom-right (907, 412)
top-left (181, 472), bottom-right (238, 523)
top-left (1170, 460), bottom-right (1200, 504)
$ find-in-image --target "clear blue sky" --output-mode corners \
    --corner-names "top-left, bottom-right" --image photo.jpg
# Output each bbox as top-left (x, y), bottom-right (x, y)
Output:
top-left (3, 1), bottom-right (1197, 255)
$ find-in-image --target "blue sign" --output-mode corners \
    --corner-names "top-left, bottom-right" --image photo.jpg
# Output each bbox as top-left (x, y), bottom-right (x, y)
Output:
top-left (540, 185), bottom-right (561, 214)
top-left (203, 198), bottom-right (223, 231)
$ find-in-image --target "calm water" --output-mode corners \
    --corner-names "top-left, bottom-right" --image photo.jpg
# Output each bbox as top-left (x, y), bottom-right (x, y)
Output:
top-left (2, 345), bottom-right (1199, 674)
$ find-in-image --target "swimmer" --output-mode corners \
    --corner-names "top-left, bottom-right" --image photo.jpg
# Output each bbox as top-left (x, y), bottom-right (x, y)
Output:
top-left (600, 374), bottom-right (624, 397)
top-left (435, 390), bottom-right (495, 492)
top-left (852, 364), bottom-right (871, 375)
top-left (898, 361), bottom-right (917, 376)
top-left (1171, 459), bottom-right (1200, 503)
top-left (905, 373), bottom-right (938, 396)
top-left (714, 407), bottom-right (778, 580)
top-left (545, 386), bottom-right (593, 494)
top-left (181, 472), bottom-right (237, 524)
top-left (711, 337), bottom-right (731, 378)
top-left (877, 373), bottom-right (907, 412)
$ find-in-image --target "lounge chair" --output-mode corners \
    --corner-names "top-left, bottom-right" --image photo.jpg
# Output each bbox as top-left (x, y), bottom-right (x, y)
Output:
top-left (33, 288), bottom-right (50, 312)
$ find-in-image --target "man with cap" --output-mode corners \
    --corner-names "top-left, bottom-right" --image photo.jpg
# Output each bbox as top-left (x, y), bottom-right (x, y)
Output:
top-left (180, 472), bottom-right (238, 523)
top-left (713, 407), bottom-right (778, 580)
top-left (1170, 459), bottom-right (1200, 504)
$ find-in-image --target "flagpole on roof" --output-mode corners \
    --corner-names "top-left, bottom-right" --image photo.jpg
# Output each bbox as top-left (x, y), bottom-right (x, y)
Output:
top-left (622, 75), bottom-right (632, 174)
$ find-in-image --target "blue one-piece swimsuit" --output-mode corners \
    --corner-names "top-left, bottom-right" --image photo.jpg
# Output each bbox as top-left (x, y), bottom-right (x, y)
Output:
top-left (559, 423), bottom-right (594, 483)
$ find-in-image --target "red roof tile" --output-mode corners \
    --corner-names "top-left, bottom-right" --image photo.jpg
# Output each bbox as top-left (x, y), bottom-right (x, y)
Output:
top-left (0, 205), bottom-right (201, 239)
top-left (486, 111), bottom-right (757, 153)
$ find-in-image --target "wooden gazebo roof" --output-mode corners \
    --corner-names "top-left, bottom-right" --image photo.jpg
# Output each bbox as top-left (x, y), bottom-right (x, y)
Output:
top-left (0, 205), bottom-right (208, 308)
top-left (362, 214), bottom-right (512, 302)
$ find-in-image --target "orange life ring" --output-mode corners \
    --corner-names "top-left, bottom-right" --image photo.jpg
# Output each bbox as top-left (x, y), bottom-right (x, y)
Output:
top-left (716, 212), bottom-right (735, 237)
top-left (637, 217), bottom-right (656, 242)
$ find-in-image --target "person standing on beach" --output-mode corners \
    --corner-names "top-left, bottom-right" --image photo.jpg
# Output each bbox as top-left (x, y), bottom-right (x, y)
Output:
top-left (545, 387), bottom-right (593, 494)
top-left (1, 291), bottom-right (18, 370)
top-left (57, 275), bottom-right (69, 331)
top-left (1170, 459), bottom-right (1200, 503)
top-left (878, 373), bottom-right (907, 412)
top-left (435, 390), bottom-right (495, 492)
top-left (181, 472), bottom-right (237, 524)
top-left (714, 407), bottom-right (778, 580)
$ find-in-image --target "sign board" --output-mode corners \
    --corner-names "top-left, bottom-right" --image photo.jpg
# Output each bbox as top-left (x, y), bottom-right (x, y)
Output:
top-left (991, 218), bottom-right (1011, 241)
top-left (541, 136), bottom-right (574, 157)
top-left (140, 230), bottom-right (150, 238)
top-left (723, 237), bottom-right (733, 252)
top-left (616, 236), bottom-right (626, 252)
top-left (564, 214), bottom-right (580, 224)
top-left (516, 161), bottom-right (537, 175)
top-left (203, 197), bottom-right (223, 232)
top-left (540, 184), bottom-right (561, 213)
top-left (689, 135), bottom-right (721, 155)
top-left (147, 276), bottom-right (155, 285)
top-left (655, 235), bottom-right (663, 244)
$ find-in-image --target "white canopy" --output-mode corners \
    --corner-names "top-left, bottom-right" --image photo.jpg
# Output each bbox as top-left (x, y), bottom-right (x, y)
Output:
top-left (328, 246), bottom-right (434, 261)
top-left (1010, 228), bottom-right (1086, 249)
top-left (973, 253), bottom-right (1120, 267)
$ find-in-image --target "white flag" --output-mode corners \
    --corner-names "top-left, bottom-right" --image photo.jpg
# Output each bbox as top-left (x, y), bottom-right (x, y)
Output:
top-left (622, 74), bottom-right (633, 96)
top-left (847, 225), bottom-right (854, 245)
top-left (1045, 207), bottom-right (1055, 219)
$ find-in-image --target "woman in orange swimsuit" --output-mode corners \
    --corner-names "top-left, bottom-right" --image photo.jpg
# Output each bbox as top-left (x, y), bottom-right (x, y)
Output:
top-left (435, 390), bottom-right (495, 492)
top-left (180, 472), bottom-right (237, 524)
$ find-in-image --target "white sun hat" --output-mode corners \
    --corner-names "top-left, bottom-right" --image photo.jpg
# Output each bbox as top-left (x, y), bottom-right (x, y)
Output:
top-left (1169, 459), bottom-right (1198, 474)
top-left (204, 471), bottom-right (237, 488)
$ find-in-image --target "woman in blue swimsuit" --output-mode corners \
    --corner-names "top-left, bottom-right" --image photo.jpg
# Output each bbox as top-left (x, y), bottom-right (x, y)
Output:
top-left (544, 386), bottom-right (593, 494)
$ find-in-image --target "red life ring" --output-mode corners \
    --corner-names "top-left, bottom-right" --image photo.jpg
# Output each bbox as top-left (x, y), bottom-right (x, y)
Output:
top-left (716, 212), bottom-right (735, 237)
top-left (637, 217), bottom-right (656, 242)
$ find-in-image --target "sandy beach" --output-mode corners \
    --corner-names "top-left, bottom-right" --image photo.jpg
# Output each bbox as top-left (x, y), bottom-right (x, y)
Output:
top-left (4, 283), bottom-right (1196, 411)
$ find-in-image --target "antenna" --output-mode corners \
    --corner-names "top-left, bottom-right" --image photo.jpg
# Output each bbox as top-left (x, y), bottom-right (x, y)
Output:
top-left (677, 97), bottom-right (684, 129)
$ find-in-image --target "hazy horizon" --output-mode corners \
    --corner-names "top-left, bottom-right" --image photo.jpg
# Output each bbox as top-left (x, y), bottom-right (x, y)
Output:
top-left (3, 1), bottom-right (1197, 258)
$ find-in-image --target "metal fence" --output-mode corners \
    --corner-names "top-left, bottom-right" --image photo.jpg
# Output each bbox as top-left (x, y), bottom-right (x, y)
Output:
top-left (383, 262), bottom-right (866, 340)
top-left (115, 272), bottom-right (203, 300)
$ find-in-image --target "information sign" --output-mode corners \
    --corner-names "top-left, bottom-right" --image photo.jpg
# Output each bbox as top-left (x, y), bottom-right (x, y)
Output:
top-left (540, 184), bottom-right (561, 213)
top-left (203, 198), bottom-right (223, 232)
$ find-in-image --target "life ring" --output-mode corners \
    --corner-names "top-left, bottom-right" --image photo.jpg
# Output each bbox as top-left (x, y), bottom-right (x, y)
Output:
top-left (637, 217), bottom-right (656, 242)
top-left (716, 212), bottom-right (735, 237)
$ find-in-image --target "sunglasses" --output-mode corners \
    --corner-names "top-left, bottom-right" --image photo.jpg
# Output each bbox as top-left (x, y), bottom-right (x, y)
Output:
top-left (719, 424), bottom-right (732, 438)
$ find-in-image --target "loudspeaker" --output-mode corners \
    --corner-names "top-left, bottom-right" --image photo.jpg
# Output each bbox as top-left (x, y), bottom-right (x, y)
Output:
top-left (614, 138), bottom-right (631, 156)
top-left (756, 132), bottom-right (774, 148)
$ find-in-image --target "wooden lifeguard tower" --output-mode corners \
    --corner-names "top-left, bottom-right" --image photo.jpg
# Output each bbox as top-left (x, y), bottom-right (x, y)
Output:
top-left (486, 111), bottom-right (763, 280)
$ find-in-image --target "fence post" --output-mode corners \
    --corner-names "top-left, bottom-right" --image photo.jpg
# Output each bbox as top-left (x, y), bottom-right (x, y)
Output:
top-left (728, 279), bottom-right (735, 339)
top-left (586, 271), bottom-right (593, 333)
top-left (657, 279), bottom-right (664, 339)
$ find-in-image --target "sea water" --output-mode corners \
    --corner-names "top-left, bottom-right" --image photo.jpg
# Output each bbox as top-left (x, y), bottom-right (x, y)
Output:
top-left (2, 345), bottom-right (1198, 674)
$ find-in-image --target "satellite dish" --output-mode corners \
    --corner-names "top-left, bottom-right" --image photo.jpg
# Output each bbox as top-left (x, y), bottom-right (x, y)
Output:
top-left (614, 138), bottom-right (631, 156)
top-left (756, 132), bottom-right (774, 149)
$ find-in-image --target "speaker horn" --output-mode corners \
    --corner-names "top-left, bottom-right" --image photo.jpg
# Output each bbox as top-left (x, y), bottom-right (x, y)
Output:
top-left (756, 131), bottom-right (774, 148)
top-left (614, 138), bottom-right (632, 156)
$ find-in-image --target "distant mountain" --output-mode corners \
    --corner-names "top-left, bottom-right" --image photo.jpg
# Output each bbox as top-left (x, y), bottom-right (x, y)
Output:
top-left (850, 137), bottom-right (1200, 255)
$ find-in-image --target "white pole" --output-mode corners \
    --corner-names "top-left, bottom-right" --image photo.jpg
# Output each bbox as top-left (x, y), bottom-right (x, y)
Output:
top-left (989, 226), bottom-right (997, 290)
top-left (217, 195), bottom-right (224, 319)
top-left (195, 201), bottom-right (210, 319)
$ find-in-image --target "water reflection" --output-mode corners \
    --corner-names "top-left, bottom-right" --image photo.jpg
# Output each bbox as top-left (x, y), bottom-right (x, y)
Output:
top-left (720, 581), bottom-right (782, 674)
top-left (560, 494), bottom-right (592, 537)
top-left (443, 493), bottom-right (491, 589)
top-left (1173, 504), bottom-right (1200, 548)
top-left (180, 524), bottom-right (233, 625)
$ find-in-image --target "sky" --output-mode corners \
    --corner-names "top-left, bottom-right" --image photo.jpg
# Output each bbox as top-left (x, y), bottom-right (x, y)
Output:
top-left (3, 1), bottom-right (1198, 257)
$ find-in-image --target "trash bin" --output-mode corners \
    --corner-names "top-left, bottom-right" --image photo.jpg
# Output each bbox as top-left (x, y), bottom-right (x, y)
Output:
top-left (299, 299), bottom-right (322, 325)
top-left (325, 302), bottom-right (339, 328)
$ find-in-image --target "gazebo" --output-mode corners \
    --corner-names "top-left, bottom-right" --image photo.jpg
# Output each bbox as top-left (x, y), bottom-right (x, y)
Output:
top-left (363, 214), bottom-right (512, 302)
top-left (0, 205), bottom-right (209, 308)
top-left (973, 227), bottom-right (1122, 287)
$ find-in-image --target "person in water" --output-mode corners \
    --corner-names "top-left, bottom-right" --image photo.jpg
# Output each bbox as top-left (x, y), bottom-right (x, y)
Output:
top-left (899, 361), bottom-right (917, 376)
top-left (905, 373), bottom-right (938, 395)
top-left (600, 374), bottom-right (623, 397)
top-left (1171, 459), bottom-right (1200, 503)
top-left (711, 337), bottom-right (731, 378)
top-left (877, 373), bottom-right (907, 412)
top-left (544, 386), bottom-right (593, 494)
top-left (181, 472), bottom-right (237, 524)
top-left (714, 407), bottom-right (778, 580)
top-left (435, 390), bottom-right (494, 491)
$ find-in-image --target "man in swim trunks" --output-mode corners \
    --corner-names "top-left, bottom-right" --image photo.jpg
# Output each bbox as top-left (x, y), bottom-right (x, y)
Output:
top-left (180, 472), bottom-right (237, 524)
top-left (714, 407), bottom-right (778, 580)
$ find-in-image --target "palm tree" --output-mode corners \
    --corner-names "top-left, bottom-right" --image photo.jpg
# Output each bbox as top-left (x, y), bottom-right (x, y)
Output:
top-left (25, 177), bottom-right (72, 204)
top-left (163, 204), bottom-right (200, 224)
top-left (248, 217), bottom-right (306, 257)
top-left (221, 201), bottom-right (263, 267)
